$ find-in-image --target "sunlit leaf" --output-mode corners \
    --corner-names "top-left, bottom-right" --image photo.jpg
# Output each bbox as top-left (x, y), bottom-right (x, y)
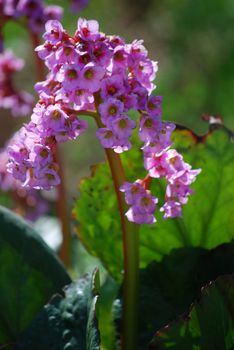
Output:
top-left (74, 124), bottom-right (234, 279)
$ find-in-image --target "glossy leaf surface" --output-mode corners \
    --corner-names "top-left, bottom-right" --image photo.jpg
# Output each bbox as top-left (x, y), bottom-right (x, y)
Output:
top-left (16, 270), bottom-right (100, 350)
top-left (138, 241), bottom-right (234, 348)
top-left (0, 206), bottom-right (71, 345)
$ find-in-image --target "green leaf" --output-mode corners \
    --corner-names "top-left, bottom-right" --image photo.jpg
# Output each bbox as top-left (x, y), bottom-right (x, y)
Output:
top-left (140, 124), bottom-right (234, 262)
top-left (137, 241), bottom-right (234, 348)
top-left (74, 163), bottom-right (123, 279)
top-left (73, 124), bottom-right (234, 280)
top-left (0, 206), bottom-right (71, 345)
top-left (149, 274), bottom-right (234, 350)
top-left (17, 270), bottom-right (100, 350)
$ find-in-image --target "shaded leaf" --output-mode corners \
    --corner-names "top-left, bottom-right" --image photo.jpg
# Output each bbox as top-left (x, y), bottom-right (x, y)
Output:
top-left (149, 274), bottom-right (234, 350)
top-left (16, 270), bottom-right (100, 350)
top-left (0, 206), bottom-right (71, 345)
top-left (73, 124), bottom-right (234, 279)
top-left (138, 241), bottom-right (234, 348)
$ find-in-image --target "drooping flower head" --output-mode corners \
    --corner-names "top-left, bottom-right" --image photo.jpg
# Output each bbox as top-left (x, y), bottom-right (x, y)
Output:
top-left (7, 18), bottom-right (201, 223)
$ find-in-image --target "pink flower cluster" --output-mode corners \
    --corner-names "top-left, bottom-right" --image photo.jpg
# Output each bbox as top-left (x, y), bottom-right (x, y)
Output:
top-left (7, 124), bottom-right (58, 189)
top-left (120, 181), bottom-right (158, 224)
top-left (0, 0), bottom-right (63, 33)
top-left (0, 142), bottom-right (50, 221)
top-left (7, 18), bottom-right (201, 223)
top-left (144, 149), bottom-right (201, 219)
top-left (0, 50), bottom-right (34, 117)
top-left (121, 149), bottom-right (201, 224)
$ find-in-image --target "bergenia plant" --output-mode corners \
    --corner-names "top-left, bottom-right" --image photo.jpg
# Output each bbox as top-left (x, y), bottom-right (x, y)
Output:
top-left (5, 17), bottom-right (200, 349)
top-left (7, 18), bottom-right (200, 218)
top-left (2, 3), bottom-right (233, 350)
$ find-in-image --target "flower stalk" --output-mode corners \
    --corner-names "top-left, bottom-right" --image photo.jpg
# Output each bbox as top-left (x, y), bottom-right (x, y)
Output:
top-left (95, 113), bottom-right (139, 350)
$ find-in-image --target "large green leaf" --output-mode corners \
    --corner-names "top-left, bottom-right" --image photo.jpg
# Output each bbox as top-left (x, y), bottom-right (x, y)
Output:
top-left (16, 270), bottom-right (100, 350)
top-left (0, 206), bottom-right (71, 345)
top-left (73, 123), bottom-right (234, 279)
top-left (149, 274), bottom-right (234, 350)
top-left (137, 241), bottom-right (234, 348)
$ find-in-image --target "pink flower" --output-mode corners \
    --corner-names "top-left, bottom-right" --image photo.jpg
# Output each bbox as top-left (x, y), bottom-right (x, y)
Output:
top-left (80, 62), bottom-right (105, 92)
top-left (43, 20), bottom-right (64, 44)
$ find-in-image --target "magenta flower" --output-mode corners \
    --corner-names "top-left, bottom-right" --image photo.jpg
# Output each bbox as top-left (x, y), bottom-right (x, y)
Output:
top-left (96, 128), bottom-right (118, 148)
top-left (139, 114), bottom-right (162, 142)
top-left (100, 75), bottom-right (124, 99)
top-left (120, 181), bottom-right (158, 224)
top-left (43, 20), bottom-right (64, 44)
top-left (99, 98), bottom-right (124, 125)
top-left (57, 64), bottom-right (81, 91)
top-left (76, 18), bottom-right (100, 41)
top-left (160, 200), bottom-right (182, 219)
top-left (120, 181), bottom-right (145, 205)
top-left (80, 62), bottom-right (105, 92)
top-left (111, 115), bottom-right (136, 138)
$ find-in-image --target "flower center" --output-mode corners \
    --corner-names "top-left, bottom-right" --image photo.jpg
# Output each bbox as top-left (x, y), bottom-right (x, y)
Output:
top-left (170, 157), bottom-right (178, 165)
top-left (84, 68), bottom-right (94, 80)
top-left (144, 118), bottom-right (153, 128)
top-left (108, 106), bottom-right (117, 115)
top-left (107, 86), bottom-right (117, 95)
top-left (104, 130), bottom-right (113, 139)
top-left (52, 110), bottom-right (61, 120)
top-left (118, 119), bottom-right (127, 129)
top-left (131, 185), bottom-right (140, 195)
top-left (46, 173), bottom-right (55, 181)
top-left (67, 69), bottom-right (78, 79)
top-left (40, 148), bottom-right (49, 158)
top-left (64, 47), bottom-right (72, 56)
top-left (148, 101), bottom-right (156, 110)
top-left (114, 51), bottom-right (124, 61)
top-left (141, 196), bottom-right (150, 207)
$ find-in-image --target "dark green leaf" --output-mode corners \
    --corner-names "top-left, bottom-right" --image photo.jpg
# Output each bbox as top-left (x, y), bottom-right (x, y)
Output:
top-left (73, 124), bottom-right (234, 279)
top-left (0, 206), bottom-right (71, 345)
top-left (138, 241), bottom-right (234, 348)
top-left (149, 274), bottom-right (234, 350)
top-left (16, 270), bottom-right (100, 350)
